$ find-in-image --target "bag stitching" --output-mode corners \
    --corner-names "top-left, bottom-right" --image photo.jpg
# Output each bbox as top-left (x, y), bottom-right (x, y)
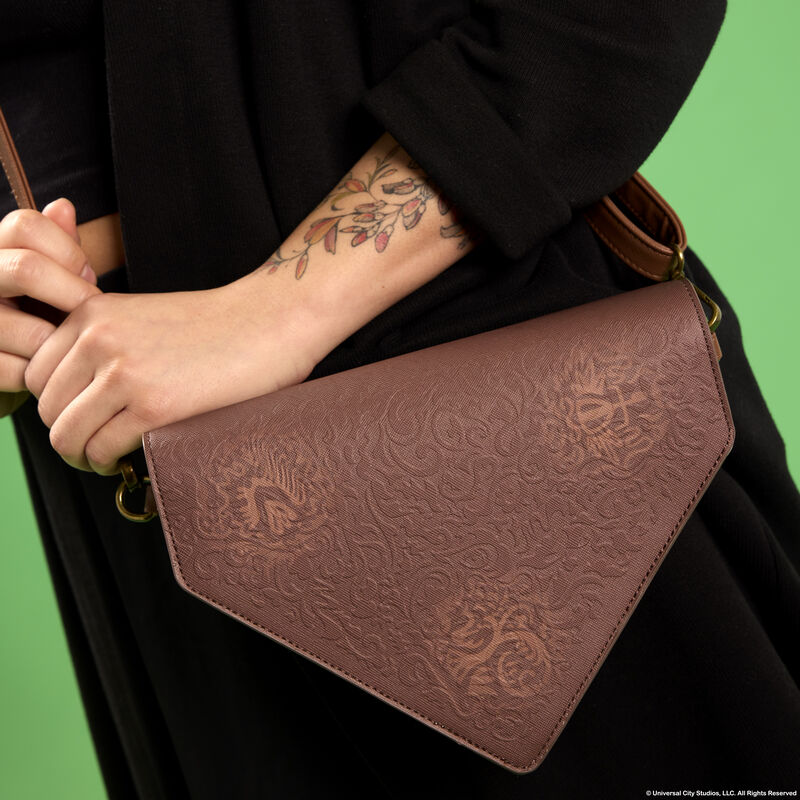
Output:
top-left (0, 148), bottom-right (24, 208)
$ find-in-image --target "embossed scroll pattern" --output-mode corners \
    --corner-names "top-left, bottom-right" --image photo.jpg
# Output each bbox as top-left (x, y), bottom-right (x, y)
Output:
top-left (147, 279), bottom-right (734, 771)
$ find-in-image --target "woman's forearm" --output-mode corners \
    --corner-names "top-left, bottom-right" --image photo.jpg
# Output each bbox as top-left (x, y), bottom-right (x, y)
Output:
top-left (20, 132), bottom-right (486, 474)
top-left (229, 131), bottom-right (484, 368)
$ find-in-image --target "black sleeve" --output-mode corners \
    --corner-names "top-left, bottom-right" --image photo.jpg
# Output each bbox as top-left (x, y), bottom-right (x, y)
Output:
top-left (359, 0), bottom-right (727, 260)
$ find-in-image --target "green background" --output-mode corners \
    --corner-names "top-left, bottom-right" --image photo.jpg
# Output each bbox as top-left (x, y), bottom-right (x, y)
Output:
top-left (2, 3), bottom-right (798, 797)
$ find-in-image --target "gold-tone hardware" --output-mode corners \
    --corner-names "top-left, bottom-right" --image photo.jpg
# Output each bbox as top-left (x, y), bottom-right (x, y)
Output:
top-left (692, 282), bottom-right (722, 333)
top-left (115, 458), bottom-right (157, 523)
top-left (668, 244), bottom-right (685, 281)
top-left (119, 458), bottom-right (139, 491)
top-left (116, 478), bottom-right (155, 522)
top-left (668, 243), bottom-right (722, 333)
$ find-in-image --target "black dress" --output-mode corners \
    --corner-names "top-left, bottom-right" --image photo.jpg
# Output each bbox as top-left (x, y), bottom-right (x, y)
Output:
top-left (3, 1), bottom-right (799, 798)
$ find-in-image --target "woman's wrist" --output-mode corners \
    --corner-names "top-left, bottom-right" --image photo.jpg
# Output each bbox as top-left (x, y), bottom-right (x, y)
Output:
top-left (229, 131), bottom-right (483, 371)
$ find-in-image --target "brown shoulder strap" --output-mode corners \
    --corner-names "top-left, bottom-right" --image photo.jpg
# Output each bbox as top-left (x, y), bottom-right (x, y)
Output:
top-left (0, 102), bottom-right (683, 280)
top-left (0, 105), bottom-right (36, 210)
top-left (581, 171), bottom-right (687, 282)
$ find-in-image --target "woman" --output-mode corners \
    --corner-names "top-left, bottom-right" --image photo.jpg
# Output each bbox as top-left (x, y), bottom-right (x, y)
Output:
top-left (2, 0), bottom-right (799, 797)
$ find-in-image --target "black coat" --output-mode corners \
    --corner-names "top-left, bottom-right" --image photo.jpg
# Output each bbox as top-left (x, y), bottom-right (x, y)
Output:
top-left (7, 0), bottom-right (800, 797)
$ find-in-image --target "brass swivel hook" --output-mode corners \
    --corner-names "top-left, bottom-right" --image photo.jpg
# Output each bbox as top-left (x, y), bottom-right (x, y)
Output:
top-left (668, 243), bottom-right (722, 333)
top-left (115, 458), bottom-right (157, 523)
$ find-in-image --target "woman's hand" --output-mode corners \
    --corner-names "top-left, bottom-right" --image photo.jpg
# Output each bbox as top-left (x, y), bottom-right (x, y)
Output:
top-left (23, 277), bottom-right (319, 475)
top-left (21, 131), bottom-right (480, 476)
top-left (0, 198), bottom-right (100, 416)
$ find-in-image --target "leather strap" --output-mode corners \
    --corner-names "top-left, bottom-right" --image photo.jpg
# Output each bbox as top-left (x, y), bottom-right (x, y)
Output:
top-left (582, 171), bottom-right (687, 281)
top-left (0, 105), bottom-right (36, 210)
top-left (0, 101), bottom-right (686, 282)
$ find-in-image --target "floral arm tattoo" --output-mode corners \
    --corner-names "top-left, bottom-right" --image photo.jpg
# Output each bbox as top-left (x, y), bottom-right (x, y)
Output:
top-left (260, 141), bottom-right (483, 279)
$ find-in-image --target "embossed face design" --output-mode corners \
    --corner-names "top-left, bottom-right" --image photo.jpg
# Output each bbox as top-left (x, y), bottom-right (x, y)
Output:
top-left (550, 345), bottom-right (668, 473)
top-left (571, 375), bottom-right (658, 465)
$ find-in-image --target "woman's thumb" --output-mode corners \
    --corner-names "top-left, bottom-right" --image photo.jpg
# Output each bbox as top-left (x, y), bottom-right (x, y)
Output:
top-left (41, 197), bottom-right (80, 243)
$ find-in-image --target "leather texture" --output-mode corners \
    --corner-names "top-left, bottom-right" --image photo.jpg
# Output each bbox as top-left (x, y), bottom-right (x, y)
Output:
top-left (143, 276), bottom-right (734, 772)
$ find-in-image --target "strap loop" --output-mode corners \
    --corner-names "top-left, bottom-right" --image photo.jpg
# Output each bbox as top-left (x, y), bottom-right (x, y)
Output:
top-left (116, 459), bottom-right (157, 523)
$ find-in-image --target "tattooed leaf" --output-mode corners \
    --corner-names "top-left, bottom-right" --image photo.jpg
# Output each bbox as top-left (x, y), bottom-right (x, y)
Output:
top-left (329, 191), bottom-right (353, 209)
top-left (295, 252), bottom-right (309, 279)
top-left (339, 226), bottom-right (363, 233)
top-left (351, 231), bottom-right (368, 247)
top-left (345, 179), bottom-right (366, 193)
top-left (373, 166), bottom-right (397, 184)
top-left (441, 222), bottom-right (464, 238)
top-left (323, 223), bottom-right (337, 254)
top-left (382, 177), bottom-right (415, 195)
top-left (355, 202), bottom-right (377, 212)
top-left (403, 209), bottom-right (423, 230)
top-left (305, 217), bottom-right (339, 245)
top-left (267, 264), bottom-right (278, 274)
top-left (438, 195), bottom-right (452, 215)
top-left (375, 230), bottom-right (390, 252)
top-left (401, 197), bottom-right (422, 216)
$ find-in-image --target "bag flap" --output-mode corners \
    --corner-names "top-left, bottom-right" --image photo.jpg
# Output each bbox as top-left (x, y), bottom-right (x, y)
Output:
top-left (143, 276), bottom-right (734, 772)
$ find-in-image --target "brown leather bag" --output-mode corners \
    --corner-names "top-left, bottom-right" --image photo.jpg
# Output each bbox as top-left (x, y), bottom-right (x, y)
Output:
top-left (1, 105), bottom-right (735, 773)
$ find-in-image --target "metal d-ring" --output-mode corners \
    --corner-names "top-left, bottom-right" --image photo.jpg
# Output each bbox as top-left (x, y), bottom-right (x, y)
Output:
top-left (115, 458), bottom-right (157, 523)
top-left (668, 243), bottom-right (722, 333)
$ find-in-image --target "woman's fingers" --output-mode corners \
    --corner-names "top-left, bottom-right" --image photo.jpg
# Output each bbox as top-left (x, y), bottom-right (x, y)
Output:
top-left (35, 345), bottom-right (96, 429)
top-left (0, 302), bottom-right (56, 358)
top-left (0, 205), bottom-right (93, 281)
top-left (48, 378), bottom-right (127, 472)
top-left (41, 197), bottom-right (81, 246)
top-left (0, 200), bottom-right (101, 420)
top-left (0, 247), bottom-right (101, 311)
top-left (22, 299), bottom-right (90, 398)
top-left (84, 406), bottom-right (145, 475)
top-left (0, 351), bottom-right (29, 392)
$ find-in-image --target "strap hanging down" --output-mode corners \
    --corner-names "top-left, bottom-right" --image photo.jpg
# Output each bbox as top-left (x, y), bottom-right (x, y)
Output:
top-left (0, 106), bottom-right (36, 210)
